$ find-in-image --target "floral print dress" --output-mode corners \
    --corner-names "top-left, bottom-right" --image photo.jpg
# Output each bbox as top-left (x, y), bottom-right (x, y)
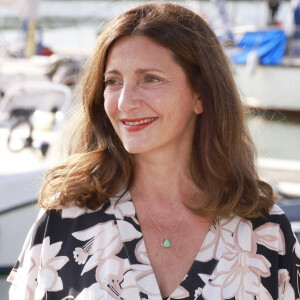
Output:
top-left (8, 190), bottom-right (300, 300)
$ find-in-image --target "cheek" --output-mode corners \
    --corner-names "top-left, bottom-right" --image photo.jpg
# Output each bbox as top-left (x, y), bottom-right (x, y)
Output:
top-left (103, 94), bottom-right (117, 121)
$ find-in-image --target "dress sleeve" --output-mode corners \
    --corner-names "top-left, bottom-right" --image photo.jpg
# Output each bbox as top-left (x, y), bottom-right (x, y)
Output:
top-left (276, 212), bottom-right (300, 299)
top-left (7, 209), bottom-right (49, 299)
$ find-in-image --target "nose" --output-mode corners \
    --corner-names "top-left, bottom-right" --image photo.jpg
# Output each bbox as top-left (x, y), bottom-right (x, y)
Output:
top-left (118, 82), bottom-right (141, 112)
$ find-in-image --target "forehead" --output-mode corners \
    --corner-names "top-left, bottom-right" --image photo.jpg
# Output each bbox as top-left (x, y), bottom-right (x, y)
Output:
top-left (105, 35), bottom-right (178, 70)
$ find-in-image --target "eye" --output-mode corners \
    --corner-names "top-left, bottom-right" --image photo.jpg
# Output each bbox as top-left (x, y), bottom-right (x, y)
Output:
top-left (104, 78), bottom-right (118, 86)
top-left (144, 74), bottom-right (160, 83)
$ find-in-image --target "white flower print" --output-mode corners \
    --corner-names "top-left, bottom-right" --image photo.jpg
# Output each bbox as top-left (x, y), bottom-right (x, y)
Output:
top-left (8, 244), bottom-right (42, 300)
top-left (131, 240), bottom-right (161, 299)
top-left (269, 204), bottom-right (284, 215)
top-left (8, 210), bottom-right (48, 300)
top-left (69, 283), bottom-right (116, 300)
top-left (131, 264), bottom-right (162, 299)
top-left (96, 256), bottom-right (140, 299)
top-left (36, 236), bottom-right (69, 299)
top-left (105, 191), bottom-right (138, 224)
top-left (254, 222), bottom-right (285, 255)
top-left (194, 287), bottom-right (203, 300)
top-left (62, 205), bottom-right (99, 219)
top-left (116, 220), bottom-right (142, 242)
top-left (198, 273), bottom-right (210, 285)
top-left (196, 218), bottom-right (239, 262)
top-left (74, 284), bottom-right (114, 300)
top-left (9, 267), bottom-right (32, 300)
top-left (256, 284), bottom-right (272, 300)
top-left (8, 210), bottom-right (46, 283)
top-left (74, 287), bottom-right (97, 300)
top-left (204, 219), bottom-right (273, 300)
top-left (73, 246), bottom-right (90, 265)
top-left (62, 283), bottom-right (118, 300)
top-left (169, 286), bottom-right (190, 299)
top-left (135, 239), bottom-right (150, 265)
top-left (278, 269), bottom-right (296, 300)
top-left (72, 221), bottom-right (123, 274)
top-left (9, 234), bottom-right (42, 300)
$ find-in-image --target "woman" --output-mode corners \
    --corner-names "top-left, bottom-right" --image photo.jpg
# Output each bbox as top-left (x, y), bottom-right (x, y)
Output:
top-left (8, 3), bottom-right (300, 300)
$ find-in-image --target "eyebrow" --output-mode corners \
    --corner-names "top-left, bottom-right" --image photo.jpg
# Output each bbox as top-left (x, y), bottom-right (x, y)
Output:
top-left (104, 68), bottom-right (165, 77)
top-left (104, 70), bottom-right (120, 77)
top-left (136, 68), bottom-right (165, 74)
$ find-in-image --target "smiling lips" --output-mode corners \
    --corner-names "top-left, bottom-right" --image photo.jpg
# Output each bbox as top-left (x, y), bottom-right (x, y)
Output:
top-left (121, 117), bottom-right (158, 131)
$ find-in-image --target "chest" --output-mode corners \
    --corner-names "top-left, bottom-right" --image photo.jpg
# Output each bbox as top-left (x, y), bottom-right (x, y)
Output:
top-left (137, 209), bottom-right (211, 297)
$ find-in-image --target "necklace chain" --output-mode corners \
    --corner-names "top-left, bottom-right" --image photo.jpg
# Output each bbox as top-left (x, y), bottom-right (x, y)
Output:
top-left (137, 191), bottom-right (187, 248)
top-left (144, 205), bottom-right (186, 239)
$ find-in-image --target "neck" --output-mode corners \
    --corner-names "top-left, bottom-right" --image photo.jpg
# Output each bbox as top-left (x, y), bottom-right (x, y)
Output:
top-left (132, 153), bottom-right (203, 209)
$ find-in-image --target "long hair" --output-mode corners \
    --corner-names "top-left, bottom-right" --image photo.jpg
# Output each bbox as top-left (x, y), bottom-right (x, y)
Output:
top-left (40, 3), bottom-right (276, 218)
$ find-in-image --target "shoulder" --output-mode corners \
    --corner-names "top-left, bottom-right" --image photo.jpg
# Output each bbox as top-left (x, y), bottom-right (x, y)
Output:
top-left (26, 191), bottom-right (133, 248)
top-left (250, 204), bottom-right (295, 237)
top-left (250, 204), bottom-right (295, 236)
top-left (227, 204), bottom-right (297, 258)
top-left (45, 190), bottom-right (130, 219)
top-left (245, 204), bottom-right (299, 258)
top-left (204, 206), bottom-right (300, 298)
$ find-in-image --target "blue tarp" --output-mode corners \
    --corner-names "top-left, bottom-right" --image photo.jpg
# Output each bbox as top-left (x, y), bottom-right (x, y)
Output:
top-left (232, 30), bottom-right (287, 65)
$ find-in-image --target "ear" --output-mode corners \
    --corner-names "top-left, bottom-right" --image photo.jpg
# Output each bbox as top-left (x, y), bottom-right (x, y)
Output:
top-left (194, 96), bottom-right (203, 115)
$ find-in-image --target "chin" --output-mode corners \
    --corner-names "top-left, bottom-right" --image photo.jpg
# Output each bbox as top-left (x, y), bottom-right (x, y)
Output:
top-left (122, 143), bottom-right (149, 155)
top-left (124, 147), bottom-right (143, 154)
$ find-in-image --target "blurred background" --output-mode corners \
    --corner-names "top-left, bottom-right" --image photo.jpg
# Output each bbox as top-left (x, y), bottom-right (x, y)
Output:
top-left (0, 0), bottom-right (300, 298)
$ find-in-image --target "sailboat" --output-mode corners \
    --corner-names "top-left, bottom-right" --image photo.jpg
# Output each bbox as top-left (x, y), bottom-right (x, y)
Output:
top-left (230, 28), bottom-right (300, 116)
top-left (216, 0), bottom-right (300, 115)
top-left (212, 0), bottom-right (300, 115)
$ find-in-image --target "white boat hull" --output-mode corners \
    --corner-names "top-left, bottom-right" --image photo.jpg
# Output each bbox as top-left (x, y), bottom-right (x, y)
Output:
top-left (232, 62), bottom-right (300, 112)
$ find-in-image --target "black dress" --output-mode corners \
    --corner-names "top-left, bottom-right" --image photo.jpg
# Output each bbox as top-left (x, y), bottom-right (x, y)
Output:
top-left (8, 191), bottom-right (300, 299)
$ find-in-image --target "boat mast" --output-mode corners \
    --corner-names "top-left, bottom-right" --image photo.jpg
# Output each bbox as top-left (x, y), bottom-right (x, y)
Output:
top-left (19, 0), bottom-right (40, 57)
top-left (0, 0), bottom-right (41, 57)
top-left (210, 0), bottom-right (234, 44)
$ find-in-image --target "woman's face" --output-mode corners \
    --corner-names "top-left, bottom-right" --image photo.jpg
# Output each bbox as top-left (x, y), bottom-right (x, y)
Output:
top-left (104, 35), bottom-right (203, 157)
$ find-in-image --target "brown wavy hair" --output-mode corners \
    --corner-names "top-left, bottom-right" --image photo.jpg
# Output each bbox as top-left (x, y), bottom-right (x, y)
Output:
top-left (40, 3), bottom-right (276, 218)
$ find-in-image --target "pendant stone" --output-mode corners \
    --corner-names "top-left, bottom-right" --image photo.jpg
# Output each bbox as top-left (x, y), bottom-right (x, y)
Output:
top-left (161, 237), bottom-right (171, 248)
top-left (163, 239), bottom-right (171, 248)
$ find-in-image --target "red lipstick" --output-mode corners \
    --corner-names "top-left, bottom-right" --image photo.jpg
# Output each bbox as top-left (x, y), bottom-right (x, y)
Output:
top-left (120, 117), bottom-right (158, 132)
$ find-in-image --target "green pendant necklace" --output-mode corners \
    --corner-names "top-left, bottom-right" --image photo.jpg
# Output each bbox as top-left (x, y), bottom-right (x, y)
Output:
top-left (141, 196), bottom-right (187, 248)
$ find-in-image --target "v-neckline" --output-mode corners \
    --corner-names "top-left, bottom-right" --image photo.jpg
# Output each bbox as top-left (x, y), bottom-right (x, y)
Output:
top-left (111, 190), bottom-right (240, 300)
